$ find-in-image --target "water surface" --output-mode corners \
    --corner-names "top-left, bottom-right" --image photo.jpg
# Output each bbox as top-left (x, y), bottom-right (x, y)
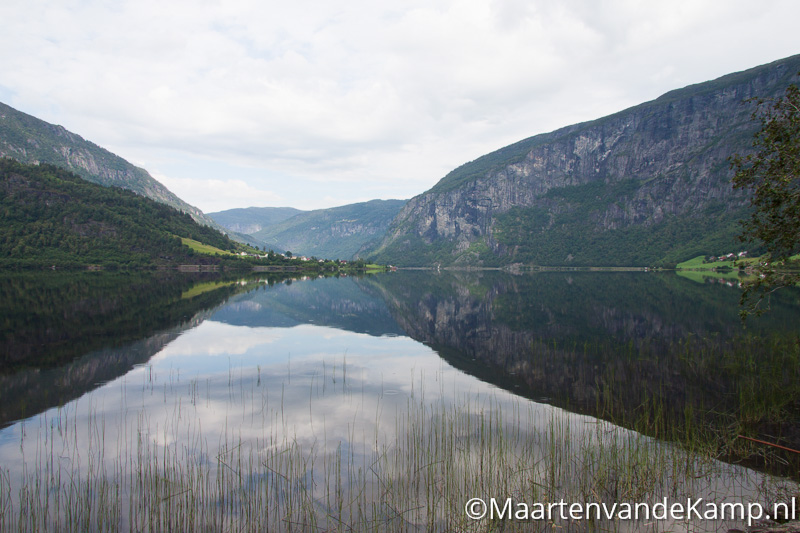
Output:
top-left (0, 270), bottom-right (797, 531)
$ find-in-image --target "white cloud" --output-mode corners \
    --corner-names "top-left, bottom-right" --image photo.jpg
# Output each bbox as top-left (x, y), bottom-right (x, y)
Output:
top-left (152, 173), bottom-right (284, 214)
top-left (1, 0), bottom-right (799, 211)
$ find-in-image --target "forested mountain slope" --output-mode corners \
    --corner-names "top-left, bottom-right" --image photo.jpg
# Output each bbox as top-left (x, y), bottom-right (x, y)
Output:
top-left (0, 159), bottom-right (241, 268)
top-left (0, 101), bottom-right (219, 229)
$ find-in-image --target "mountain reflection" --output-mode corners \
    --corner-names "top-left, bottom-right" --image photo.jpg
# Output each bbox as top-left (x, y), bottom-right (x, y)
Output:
top-left (2, 269), bottom-right (798, 472)
top-left (213, 275), bottom-right (405, 336)
top-left (0, 272), bottom-right (248, 427)
top-left (358, 270), bottom-right (800, 473)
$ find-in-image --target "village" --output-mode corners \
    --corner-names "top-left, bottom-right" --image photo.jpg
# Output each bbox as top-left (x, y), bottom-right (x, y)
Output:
top-left (704, 251), bottom-right (748, 263)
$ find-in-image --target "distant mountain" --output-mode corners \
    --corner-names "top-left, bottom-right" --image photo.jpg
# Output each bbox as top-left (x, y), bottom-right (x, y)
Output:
top-left (0, 159), bottom-right (242, 267)
top-left (207, 206), bottom-right (305, 235)
top-left (217, 199), bottom-right (407, 260)
top-left (365, 54), bottom-right (800, 267)
top-left (0, 101), bottom-right (220, 229)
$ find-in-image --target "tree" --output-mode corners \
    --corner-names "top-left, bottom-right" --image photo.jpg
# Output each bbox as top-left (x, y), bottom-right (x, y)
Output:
top-left (731, 81), bottom-right (800, 316)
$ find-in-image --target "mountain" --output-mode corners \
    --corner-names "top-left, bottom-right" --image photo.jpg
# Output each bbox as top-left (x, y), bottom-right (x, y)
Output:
top-left (0, 159), bottom-right (242, 267)
top-left (207, 206), bottom-right (305, 234)
top-left (365, 55), bottom-right (800, 267)
top-left (237, 199), bottom-right (406, 260)
top-left (0, 101), bottom-right (220, 229)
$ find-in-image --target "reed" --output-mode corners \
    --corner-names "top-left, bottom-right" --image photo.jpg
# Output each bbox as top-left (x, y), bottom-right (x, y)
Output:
top-left (0, 361), bottom-right (795, 532)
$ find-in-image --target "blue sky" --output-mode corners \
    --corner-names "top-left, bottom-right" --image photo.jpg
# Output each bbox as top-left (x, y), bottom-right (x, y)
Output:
top-left (2, 0), bottom-right (799, 213)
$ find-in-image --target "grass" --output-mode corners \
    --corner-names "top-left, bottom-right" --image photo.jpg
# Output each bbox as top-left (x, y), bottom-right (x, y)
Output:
top-left (676, 255), bottom-right (716, 269)
top-left (587, 333), bottom-right (800, 481)
top-left (675, 253), bottom-right (800, 291)
top-left (0, 361), bottom-right (795, 532)
top-left (180, 237), bottom-right (237, 256)
top-left (675, 254), bottom-right (749, 270)
top-left (675, 254), bottom-right (800, 271)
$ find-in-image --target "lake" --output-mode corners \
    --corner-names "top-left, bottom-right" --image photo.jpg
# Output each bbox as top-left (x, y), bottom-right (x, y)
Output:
top-left (0, 270), bottom-right (798, 531)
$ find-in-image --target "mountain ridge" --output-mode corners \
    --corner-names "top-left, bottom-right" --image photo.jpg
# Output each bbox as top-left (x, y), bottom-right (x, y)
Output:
top-left (207, 206), bottom-right (305, 235)
top-left (364, 54), bottom-right (800, 267)
top-left (0, 101), bottom-right (221, 230)
top-left (0, 159), bottom-right (244, 268)
top-left (211, 199), bottom-right (406, 260)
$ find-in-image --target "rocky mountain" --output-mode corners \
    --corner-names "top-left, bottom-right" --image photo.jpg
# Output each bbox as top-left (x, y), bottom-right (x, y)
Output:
top-left (0, 101), bottom-right (219, 229)
top-left (365, 54), bottom-right (800, 267)
top-left (228, 199), bottom-right (407, 260)
top-left (207, 206), bottom-right (304, 235)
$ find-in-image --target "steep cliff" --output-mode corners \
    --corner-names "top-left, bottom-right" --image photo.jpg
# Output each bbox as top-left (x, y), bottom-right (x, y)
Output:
top-left (366, 55), bottom-right (800, 267)
top-left (0, 101), bottom-right (220, 229)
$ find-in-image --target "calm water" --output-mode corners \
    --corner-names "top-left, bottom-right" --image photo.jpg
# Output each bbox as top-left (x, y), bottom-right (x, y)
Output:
top-left (0, 270), bottom-right (798, 531)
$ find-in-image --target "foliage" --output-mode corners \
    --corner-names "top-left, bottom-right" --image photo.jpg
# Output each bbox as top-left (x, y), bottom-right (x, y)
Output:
top-left (0, 102), bottom-right (217, 226)
top-left (493, 187), bottom-right (745, 267)
top-left (0, 159), bottom-right (242, 268)
top-left (731, 81), bottom-right (800, 316)
top-left (367, 232), bottom-right (457, 266)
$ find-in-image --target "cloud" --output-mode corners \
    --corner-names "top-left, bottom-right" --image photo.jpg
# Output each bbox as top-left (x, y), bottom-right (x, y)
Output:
top-left (152, 173), bottom-right (284, 213)
top-left (152, 321), bottom-right (281, 359)
top-left (2, 0), bottom-right (800, 211)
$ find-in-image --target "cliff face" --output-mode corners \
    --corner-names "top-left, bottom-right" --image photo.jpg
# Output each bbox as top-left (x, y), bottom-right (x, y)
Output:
top-left (0, 101), bottom-right (219, 229)
top-left (368, 55), bottom-right (800, 267)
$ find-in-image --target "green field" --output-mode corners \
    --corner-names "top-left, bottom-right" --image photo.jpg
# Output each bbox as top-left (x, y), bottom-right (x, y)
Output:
top-left (677, 253), bottom-right (800, 271)
top-left (676, 254), bottom-right (748, 270)
top-left (180, 237), bottom-right (237, 256)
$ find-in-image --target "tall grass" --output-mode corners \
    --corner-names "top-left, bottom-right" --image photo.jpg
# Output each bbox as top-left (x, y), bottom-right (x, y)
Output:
top-left (0, 361), bottom-right (795, 532)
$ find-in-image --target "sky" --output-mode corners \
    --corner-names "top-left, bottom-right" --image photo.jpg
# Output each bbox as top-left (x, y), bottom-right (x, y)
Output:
top-left (1, 1), bottom-right (799, 213)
